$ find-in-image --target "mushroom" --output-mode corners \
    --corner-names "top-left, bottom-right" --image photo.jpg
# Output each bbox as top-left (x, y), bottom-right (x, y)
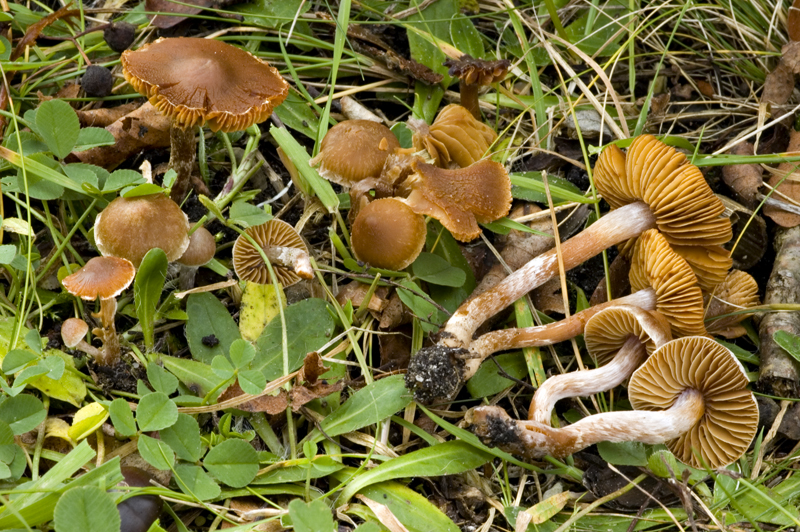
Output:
top-left (467, 336), bottom-right (759, 469)
top-left (406, 228), bottom-right (706, 403)
top-left (121, 37), bottom-right (289, 201)
top-left (232, 219), bottom-right (313, 286)
top-left (398, 159), bottom-right (512, 242)
top-left (705, 269), bottom-right (760, 338)
top-left (443, 55), bottom-right (511, 118)
top-left (351, 198), bottom-right (426, 271)
top-left (62, 257), bottom-right (136, 366)
top-left (405, 136), bottom-right (730, 367)
top-left (309, 120), bottom-right (401, 187)
top-left (176, 226), bottom-right (216, 290)
top-left (61, 317), bottom-right (102, 359)
top-left (94, 194), bottom-right (190, 268)
top-left (408, 104), bottom-right (497, 168)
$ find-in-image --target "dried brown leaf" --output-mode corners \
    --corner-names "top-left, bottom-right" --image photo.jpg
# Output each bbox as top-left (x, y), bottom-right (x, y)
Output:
top-left (299, 351), bottom-right (326, 385)
top-left (722, 141), bottom-right (763, 207)
top-left (696, 79), bottom-right (715, 97)
top-left (783, 41), bottom-right (800, 74)
top-left (790, 0), bottom-right (800, 41)
top-left (765, 129), bottom-right (800, 227)
top-left (763, 61), bottom-right (795, 105)
top-left (218, 382), bottom-right (289, 415)
top-left (75, 102), bottom-right (139, 127)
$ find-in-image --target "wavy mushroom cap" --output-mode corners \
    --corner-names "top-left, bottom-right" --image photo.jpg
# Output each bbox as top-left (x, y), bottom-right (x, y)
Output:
top-left (62, 256), bottom-right (136, 300)
top-left (232, 219), bottom-right (309, 286)
top-left (94, 194), bottom-right (190, 268)
top-left (629, 336), bottom-right (758, 469)
top-left (594, 135), bottom-right (732, 248)
top-left (402, 159), bottom-right (512, 241)
top-left (705, 270), bottom-right (761, 338)
top-left (309, 120), bottom-right (401, 186)
top-left (178, 226), bottom-right (216, 267)
top-left (584, 305), bottom-right (672, 366)
top-left (410, 104), bottom-right (497, 168)
top-left (121, 37), bottom-right (289, 132)
top-left (671, 244), bottom-right (732, 293)
top-left (61, 318), bottom-right (90, 348)
top-left (444, 55), bottom-right (511, 86)
top-left (629, 229), bottom-right (706, 338)
top-left (351, 198), bottom-right (426, 271)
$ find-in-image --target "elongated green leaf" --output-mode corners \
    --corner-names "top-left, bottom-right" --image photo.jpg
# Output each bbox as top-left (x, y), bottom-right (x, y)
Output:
top-left (73, 127), bottom-right (115, 152)
top-left (466, 352), bottom-right (528, 398)
top-left (0, 146), bottom-right (85, 194)
top-left (773, 331), bottom-right (800, 364)
top-left (160, 413), bottom-right (202, 462)
top-left (135, 248), bottom-right (168, 350)
top-left (510, 172), bottom-right (593, 204)
top-left (138, 434), bottom-right (175, 471)
top-left (109, 398), bottom-right (137, 438)
top-left (186, 293), bottom-right (241, 364)
top-left (254, 298), bottom-right (336, 380)
top-left (270, 125), bottom-right (339, 212)
top-left (339, 441), bottom-right (491, 502)
top-left (357, 480), bottom-right (460, 532)
top-left (412, 252), bottom-right (466, 287)
top-left (160, 356), bottom-right (228, 397)
top-left (253, 456), bottom-right (344, 485)
top-left (318, 375), bottom-right (411, 439)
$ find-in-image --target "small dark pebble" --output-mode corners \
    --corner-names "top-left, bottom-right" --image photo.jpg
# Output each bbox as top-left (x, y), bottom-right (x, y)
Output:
top-left (104, 22), bottom-right (137, 53)
top-left (81, 66), bottom-right (114, 97)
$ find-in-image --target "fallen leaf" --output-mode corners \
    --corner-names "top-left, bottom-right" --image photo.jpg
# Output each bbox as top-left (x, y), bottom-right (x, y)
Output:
top-left (75, 102), bottom-right (139, 128)
top-left (765, 128), bottom-right (800, 227)
top-left (218, 382), bottom-right (289, 415)
top-left (762, 61), bottom-right (794, 105)
top-left (722, 141), bottom-right (763, 207)
top-left (783, 41), bottom-right (800, 74)
top-left (789, 0), bottom-right (800, 42)
top-left (299, 351), bottom-right (326, 384)
top-left (696, 79), bottom-right (714, 97)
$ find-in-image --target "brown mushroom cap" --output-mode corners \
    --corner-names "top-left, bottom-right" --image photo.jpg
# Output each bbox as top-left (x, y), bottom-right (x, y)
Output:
top-left (402, 159), bottom-right (512, 241)
top-left (62, 257), bottom-right (136, 300)
top-left (309, 120), bottom-right (401, 187)
top-left (410, 104), bottom-right (497, 168)
top-left (671, 244), bottom-right (732, 293)
top-left (584, 305), bottom-right (672, 367)
top-left (594, 135), bottom-right (732, 247)
top-left (61, 318), bottom-right (90, 348)
top-left (629, 336), bottom-right (758, 469)
top-left (629, 229), bottom-right (707, 338)
top-left (351, 198), bottom-right (426, 271)
top-left (444, 55), bottom-right (511, 86)
top-left (705, 270), bottom-right (760, 338)
top-left (94, 194), bottom-right (190, 268)
top-left (178, 226), bottom-right (216, 267)
top-left (232, 219), bottom-right (310, 286)
top-left (121, 37), bottom-right (289, 132)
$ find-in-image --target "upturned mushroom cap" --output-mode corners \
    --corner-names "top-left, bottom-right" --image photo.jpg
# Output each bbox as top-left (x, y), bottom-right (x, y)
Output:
top-left (94, 194), bottom-right (190, 268)
top-left (61, 318), bottom-right (90, 348)
top-left (177, 226), bottom-right (216, 267)
top-left (584, 305), bottom-right (672, 366)
top-left (594, 135), bottom-right (732, 247)
top-left (444, 55), bottom-right (511, 86)
top-left (705, 270), bottom-right (760, 338)
top-left (409, 104), bottom-right (497, 168)
top-left (232, 219), bottom-right (311, 286)
top-left (121, 37), bottom-right (289, 132)
top-left (351, 198), bottom-right (426, 270)
top-left (62, 257), bottom-right (136, 300)
top-left (309, 120), bottom-right (401, 187)
top-left (402, 159), bottom-right (512, 241)
top-left (671, 244), bottom-right (732, 293)
top-left (629, 336), bottom-right (759, 469)
top-left (629, 229), bottom-right (707, 337)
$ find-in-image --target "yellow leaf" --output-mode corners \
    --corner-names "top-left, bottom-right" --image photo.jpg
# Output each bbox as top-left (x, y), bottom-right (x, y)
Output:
top-left (45, 418), bottom-right (75, 446)
top-left (69, 402), bottom-right (109, 441)
top-left (239, 282), bottom-right (285, 342)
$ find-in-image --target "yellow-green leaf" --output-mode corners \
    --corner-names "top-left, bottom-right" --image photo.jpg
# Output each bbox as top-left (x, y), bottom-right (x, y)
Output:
top-left (69, 402), bottom-right (108, 441)
top-left (239, 282), bottom-right (285, 342)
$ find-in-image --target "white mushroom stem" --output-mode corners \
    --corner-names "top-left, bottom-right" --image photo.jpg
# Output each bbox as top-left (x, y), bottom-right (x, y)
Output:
top-left (265, 246), bottom-right (313, 280)
top-left (74, 339), bottom-right (103, 359)
top-left (442, 202), bottom-right (657, 348)
top-left (468, 288), bottom-right (657, 369)
top-left (469, 388), bottom-right (705, 459)
top-left (528, 335), bottom-right (648, 425)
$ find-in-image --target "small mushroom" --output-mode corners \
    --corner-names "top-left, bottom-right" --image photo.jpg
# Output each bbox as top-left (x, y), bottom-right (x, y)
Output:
top-left (176, 226), bottom-right (216, 290)
top-left (62, 257), bottom-right (136, 366)
top-left (398, 159), bottom-right (512, 242)
top-left (705, 269), bottom-right (760, 338)
top-left (351, 198), bottom-right (426, 271)
top-left (408, 104), bottom-right (497, 168)
top-left (309, 120), bottom-right (401, 187)
top-left (61, 317), bottom-right (102, 359)
top-left (121, 37), bottom-right (289, 201)
top-left (443, 54), bottom-right (511, 118)
top-left (467, 336), bottom-right (758, 469)
top-left (232, 220), bottom-right (313, 286)
top-left (94, 194), bottom-right (190, 268)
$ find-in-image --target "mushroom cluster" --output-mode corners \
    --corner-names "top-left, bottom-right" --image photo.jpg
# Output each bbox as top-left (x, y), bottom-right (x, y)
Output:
top-left (310, 105), bottom-right (511, 271)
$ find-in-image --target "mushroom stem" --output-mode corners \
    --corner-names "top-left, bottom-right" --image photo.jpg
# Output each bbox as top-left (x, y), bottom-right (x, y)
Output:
top-left (168, 125), bottom-right (196, 202)
top-left (459, 80), bottom-right (480, 118)
top-left (468, 287), bottom-right (657, 364)
top-left (469, 388), bottom-right (705, 460)
top-left (92, 298), bottom-right (121, 366)
top-left (264, 245), bottom-right (313, 280)
top-left (75, 339), bottom-right (103, 359)
top-left (442, 201), bottom-right (657, 348)
top-left (528, 335), bottom-right (648, 425)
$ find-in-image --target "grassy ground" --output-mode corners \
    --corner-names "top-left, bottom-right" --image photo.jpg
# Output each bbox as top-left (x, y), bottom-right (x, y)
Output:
top-left (0, 0), bottom-right (799, 531)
